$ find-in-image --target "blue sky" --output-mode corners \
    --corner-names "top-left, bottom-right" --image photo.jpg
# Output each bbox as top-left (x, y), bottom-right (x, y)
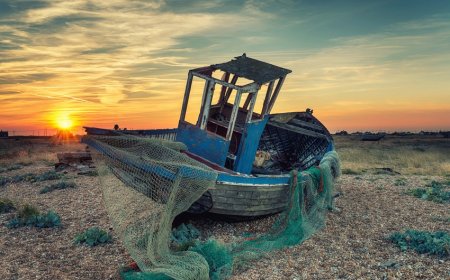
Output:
top-left (0, 0), bottom-right (449, 133)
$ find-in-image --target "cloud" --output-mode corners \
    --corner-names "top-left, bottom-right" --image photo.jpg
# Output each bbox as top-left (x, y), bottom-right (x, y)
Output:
top-left (0, 73), bottom-right (56, 84)
top-left (274, 16), bottom-right (450, 110)
top-left (0, 1), bottom-right (449, 132)
top-left (0, 0), bottom-right (266, 131)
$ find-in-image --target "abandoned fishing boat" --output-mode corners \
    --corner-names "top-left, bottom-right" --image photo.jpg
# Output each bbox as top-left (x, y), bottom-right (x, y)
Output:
top-left (84, 54), bottom-right (338, 217)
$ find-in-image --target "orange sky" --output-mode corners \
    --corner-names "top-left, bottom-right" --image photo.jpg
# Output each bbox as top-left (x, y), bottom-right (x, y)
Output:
top-left (1, 1), bottom-right (449, 135)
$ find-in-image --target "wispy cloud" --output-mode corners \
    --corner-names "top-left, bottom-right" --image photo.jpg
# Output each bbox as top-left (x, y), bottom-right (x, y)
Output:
top-left (0, 1), bottom-right (449, 132)
top-left (274, 15), bottom-right (450, 124)
top-left (0, 0), bottom-right (264, 131)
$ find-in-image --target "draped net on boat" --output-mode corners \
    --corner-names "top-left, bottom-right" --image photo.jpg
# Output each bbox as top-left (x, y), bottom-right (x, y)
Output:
top-left (82, 135), bottom-right (341, 280)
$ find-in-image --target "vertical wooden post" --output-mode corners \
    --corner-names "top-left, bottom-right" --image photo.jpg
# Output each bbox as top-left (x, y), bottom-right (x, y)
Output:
top-left (245, 90), bottom-right (258, 123)
top-left (243, 92), bottom-right (253, 110)
top-left (197, 79), bottom-right (210, 126)
top-left (261, 80), bottom-right (274, 116)
top-left (226, 90), bottom-right (242, 140)
top-left (200, 81), bottom-right (215, 130)
top-left (179, 72), bottom-right (193, 122)
top-left (267, 76), bottom-right (285, 114)
top-left (218, 72), bottom-right (230, 104)
top-left (224, 74), bottom-right (239, 102)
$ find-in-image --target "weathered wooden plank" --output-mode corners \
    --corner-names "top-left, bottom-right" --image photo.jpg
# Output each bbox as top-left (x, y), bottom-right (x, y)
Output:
top-left (200, 81), bottom-right (215, 130)
top-left (209, 206), bottom-right (286, 217)
top-left (268, 121), bottom-right (329, 139)
top-left (214, 202), bottom-right (287, 212)
top-left (218, 72), bottom-right (230, 103)
top-left (193, 72), bottom-right (242, 91)
top-left (179, 72), bottom-right (193, 122)
top-left (223, 74), bottom-right (239, 103)
top-left (267, 76), bottom-right (285, 113)
top-left (211, 183), bottom-right (288, 193)
top-left (289, 118), bottom-right (324, 131)
top-left (226, 90), bottom-right (242, 140)
top-left (245, 91), bottom-right (258, 123)
top-left (261, 80), bottom-right (274, 115)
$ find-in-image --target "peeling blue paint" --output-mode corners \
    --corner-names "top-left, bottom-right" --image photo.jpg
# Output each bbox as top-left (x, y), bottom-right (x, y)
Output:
top-left (176, 122), bottom-right (230, 166)
top-left (233, 116), bottom-right (269, 174)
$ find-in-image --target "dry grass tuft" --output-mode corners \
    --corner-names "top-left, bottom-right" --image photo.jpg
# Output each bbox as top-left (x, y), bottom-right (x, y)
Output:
top-left (0, 138), bottom-right (81, 166)
top-left (335, 135), bottom-right (450, 175)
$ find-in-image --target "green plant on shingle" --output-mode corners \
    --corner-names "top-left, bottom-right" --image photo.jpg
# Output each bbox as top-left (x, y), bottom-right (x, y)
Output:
top-left (33, 170), bottom-right (62, 182)
top-left (7, 204), bottom-right (61, 228)
top-left (40, 181), bottom-right (76, 194)
top-left (9, 173), bottom-right (36, 183)
top-left (74, 227), bottom-right (112, 247)
top-left (394, 178), bottom-right (406, 186)
top-left (1, 170), bottom-right (63, 187)
top-left (0, 177), bottom-right (8, 187)
top-left (389, 230), bottom-right (449, 257)
top-left (0, 198), bottom-right (15, 213)
top-left (18, 204), bottom-right (40, 218)
top-left (0, 164), bottom-right (23, 173)
top-left (408, 181), bottom-right (450, 203)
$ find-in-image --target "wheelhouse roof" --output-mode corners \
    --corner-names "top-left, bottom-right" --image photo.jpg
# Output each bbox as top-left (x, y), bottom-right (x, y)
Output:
top-left (194, 54), bottom-right (292, 85)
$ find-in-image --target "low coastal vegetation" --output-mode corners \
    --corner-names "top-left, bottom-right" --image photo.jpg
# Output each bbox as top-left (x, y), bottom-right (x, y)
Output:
top-left (40, 181), bottom-right (76, 194)
top-left (74, 227), bottom-right (112, 247)
top-left (0, 198), bottom-right (15, 213)
top-left (408, 180), bottom-right (450, 203)
top-left (7, 204), bottom-right (61, 228)
top-left (0, 170), bottom-right (62, 187)
top-left (390, 230), bottom-right (449, 257)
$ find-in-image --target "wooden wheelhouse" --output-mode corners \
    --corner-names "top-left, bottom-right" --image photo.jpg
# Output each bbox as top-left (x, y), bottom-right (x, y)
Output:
top-left (177, 54), bottom-right (292, 174)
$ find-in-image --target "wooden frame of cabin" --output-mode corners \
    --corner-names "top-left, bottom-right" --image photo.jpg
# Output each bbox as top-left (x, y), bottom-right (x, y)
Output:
top-left (179, 55), bottom-right (291, 142)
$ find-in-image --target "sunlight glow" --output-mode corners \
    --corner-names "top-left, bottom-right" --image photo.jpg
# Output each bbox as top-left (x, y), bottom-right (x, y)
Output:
top-left (54, 113), bottom-right (74, 130)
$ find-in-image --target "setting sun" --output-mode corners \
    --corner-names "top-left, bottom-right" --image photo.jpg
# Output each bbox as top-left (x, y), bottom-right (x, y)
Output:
top-left (57, 118), bottom-right (73, 130)
top-left (53, 112), bottom-right (75, 130)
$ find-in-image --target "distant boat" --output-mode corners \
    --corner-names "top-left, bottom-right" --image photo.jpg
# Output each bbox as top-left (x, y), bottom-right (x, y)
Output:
top-left (84, 54), bottom-right (339, 218)
top-left (361, 133), bottom-right (386, 141)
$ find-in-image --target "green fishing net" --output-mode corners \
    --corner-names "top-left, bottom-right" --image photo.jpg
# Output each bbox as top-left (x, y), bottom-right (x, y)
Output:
top-left (83, 135), bottom-right (340, 280)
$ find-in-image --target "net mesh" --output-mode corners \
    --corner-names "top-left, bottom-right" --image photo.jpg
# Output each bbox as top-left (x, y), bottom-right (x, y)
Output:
top-left (83, 135), bottom-right (340, 280)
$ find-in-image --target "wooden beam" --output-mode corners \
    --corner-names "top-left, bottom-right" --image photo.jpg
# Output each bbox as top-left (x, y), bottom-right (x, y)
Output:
top-left (289, 118), bottom-right (324, 131)
top-left (224, 74), bottom-right (239, 102)
top-left (267, 76), bottom-right (285, 114)
top-left (219, 72), bottom-right (230, 104)
top-left (197, 79), bottom-right (210, 126)
top-left (240, 82), bottom-right (260, 93)
top-left (261, 80), bottom-right (274, 116)
top-left (220, 74), bottom-right (239, 114)
top-left (193, 72), bottom-right (241, 92)
top-left (179, 71), bottom-right (193, 122)
top-left (200, 81), bottom-right (215, 130)
top-left (243, 92), bottom-right (253, 110)
top-left (268, 121), bottom-right (329, 139)
top-left (226, 90), bottom-right (242, 140)
top-left (245, 91), bottom-right (258, 123)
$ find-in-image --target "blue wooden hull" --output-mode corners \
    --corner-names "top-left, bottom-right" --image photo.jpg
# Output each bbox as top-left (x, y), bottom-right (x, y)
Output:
top-left (84, 113), bottom-right (332, 217)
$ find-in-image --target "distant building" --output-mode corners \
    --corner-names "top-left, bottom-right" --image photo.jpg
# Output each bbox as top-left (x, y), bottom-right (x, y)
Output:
top-left (335, 130), bottom-right (348, 135)
top-left (0, 130), bottom-right (8, 138)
